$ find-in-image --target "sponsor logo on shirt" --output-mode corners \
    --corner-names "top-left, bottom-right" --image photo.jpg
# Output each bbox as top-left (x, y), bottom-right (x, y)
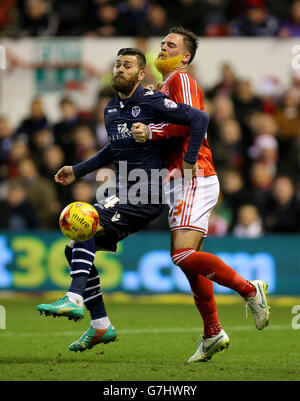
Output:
top-left (164, 98), bottom-right (177, 109)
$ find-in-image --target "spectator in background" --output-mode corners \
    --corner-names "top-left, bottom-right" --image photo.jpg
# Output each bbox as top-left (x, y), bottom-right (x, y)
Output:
top-left (258, 76), bottom-right (281, 115)
top-left (30, 128), bottom-right (54, 167)
top-left (212, 118), bottom-right (246, 171)
top-left (70, 180), bottom-right (95, 203)
top-left (6, 140), bottom-right (30, 179)
top-left (73, 125), bottom-right (99, 182)
top-left (212, 94), bottom-right (235, 123)
top-left (249, 161), bottom-right (274, 214)
top-left (264, 176), bottom-right (300, 233)
top-left (232, 79), bottom-right (264, 127)
top-left (138, 4), bottom-right (173, 37)
top-left (248, 113), bottom-right (279, 174)
top-left (18, 157), bottom-right (60, 228)
top-left (0, 0), bottom-right (16, 35)
top-left (207, 63), bottom-right (238, 99)
top-left (73, 125), bottom-right (97, 164)
top-left (219, 169), bottom-right (250, 224)
top-left (93, 97), bottom-right (109, 149)
top-left (278, 0), bottom-right (300, 37)
top-left (208, 94), bottom-right (235, 142)
top-left (42, 144), bottom-right (72, 207)
top-left (53, 0), bottom-right (88, 36)
top-left (290, 69), bottom-right (300, 100)
top-left (119, 0), bottom-right (150, 36)
top-left (0, 180), bottom-right (38, 229)
top-left (15, 97), bottom-right (49, 148)
top-left (207, 209), bottom-right (230, 237)
top-left (166, 0), bottom-right (206, 36)
top-left (275, 88), bottom-right (300, 142)
top-left (0, 116), bottom-right (14, 167)
top-left (233, 203), bottom-right (263, 238)
top-left (229, 0), bottom-right (279, 36)
top-left (263, 0), bottom-right (293, 22)
top-left (275, 88), bottom-right (300, 176)
top-left (41, 144), bottom-right (64, 179)
top-left (53, 97), bottom-right (80, 165)
top-left (16, 0), bottom-right (58, 37)
top-left (87, 1), bottom-right (128, 37)
top-left (202, 0), bottom-right (230, 37)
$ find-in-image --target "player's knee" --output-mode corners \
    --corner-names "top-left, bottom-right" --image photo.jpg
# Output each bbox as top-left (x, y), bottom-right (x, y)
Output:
top-left (171, 248), bottom-right (195, 267)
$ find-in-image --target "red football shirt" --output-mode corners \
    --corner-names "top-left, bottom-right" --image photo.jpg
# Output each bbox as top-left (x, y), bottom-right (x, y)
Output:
top-left (149, 71), bottom-right (217, 177)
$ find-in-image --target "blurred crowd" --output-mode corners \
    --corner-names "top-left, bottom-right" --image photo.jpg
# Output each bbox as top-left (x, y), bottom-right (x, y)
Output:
top-left (0, 52), bottom-right (300, 237)
top-left (1, 0), bottom-right (300, 38)
top-left (0, 0), bottom-right (300, 237)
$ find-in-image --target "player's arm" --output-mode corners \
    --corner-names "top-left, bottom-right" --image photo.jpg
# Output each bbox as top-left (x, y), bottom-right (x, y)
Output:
top-left (55, 143), bottom-right (113, 185)
top-left (149, 123), bottom-right (190, 140)
top-left (132, 121), bottom-right (189, 142)
top-left (146, 75), bottom-right (197, 141)
top-left (143, 96), bottom-right (209, 164)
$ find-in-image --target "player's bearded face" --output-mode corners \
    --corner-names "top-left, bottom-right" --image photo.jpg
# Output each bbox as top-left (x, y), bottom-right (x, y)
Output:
top-left (112, 70), bottom-right (140, 95)
top-left (154, 51), bottom-right (183, 75)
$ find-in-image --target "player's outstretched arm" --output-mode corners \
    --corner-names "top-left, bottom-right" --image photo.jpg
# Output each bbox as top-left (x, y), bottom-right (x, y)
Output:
top-left (145, 95), bottom-right (209, 163)
top-left (55, 166), bottom-right (76, 186)
top-left (72, 143), bottom-right (113, 179)
top-left (55, 144), bottom-right (114, 185)
top-left (132, 122), bottom-right (189, 142)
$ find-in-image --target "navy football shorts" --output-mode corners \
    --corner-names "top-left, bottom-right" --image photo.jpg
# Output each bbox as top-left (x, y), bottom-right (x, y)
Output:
top-left (93, 195), bottom-right (162, 252)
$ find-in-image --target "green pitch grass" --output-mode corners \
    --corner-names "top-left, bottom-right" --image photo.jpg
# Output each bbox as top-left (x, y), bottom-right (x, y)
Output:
top-left (0, 295), bottom-right (300, 381)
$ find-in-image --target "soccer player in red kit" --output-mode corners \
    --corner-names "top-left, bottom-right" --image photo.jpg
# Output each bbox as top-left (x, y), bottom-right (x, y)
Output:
top-left (132, 27), bottom-right (270, 363)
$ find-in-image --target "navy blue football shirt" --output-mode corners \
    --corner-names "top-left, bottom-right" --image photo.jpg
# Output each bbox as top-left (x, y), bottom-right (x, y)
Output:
top-left (73, 84), bottom-right (209, 203)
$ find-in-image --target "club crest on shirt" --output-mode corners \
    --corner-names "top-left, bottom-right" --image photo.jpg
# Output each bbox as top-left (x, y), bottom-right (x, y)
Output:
top-left (132, 106), bottom-right (141, 117)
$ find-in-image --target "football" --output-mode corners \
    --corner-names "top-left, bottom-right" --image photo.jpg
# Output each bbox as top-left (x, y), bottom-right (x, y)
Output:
top-left (59, 202), bottom-right (100, 241)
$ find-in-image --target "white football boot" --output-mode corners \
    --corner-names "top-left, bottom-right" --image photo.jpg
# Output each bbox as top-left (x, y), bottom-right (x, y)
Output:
top-left (186, 329), bottom-right (230, 363)
top-left (245, 280), bottom-right (270, 330)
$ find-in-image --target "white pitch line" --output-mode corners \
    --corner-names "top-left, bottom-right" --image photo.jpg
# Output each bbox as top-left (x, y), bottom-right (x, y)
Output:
top-left (0, 324), bottom-right (293, 337)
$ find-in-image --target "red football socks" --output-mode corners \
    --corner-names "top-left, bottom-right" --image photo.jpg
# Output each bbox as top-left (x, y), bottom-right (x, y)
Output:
top-left (184, 270), bottom-right (221, 338)
top-left (172, 248), bottom-right (256, 299)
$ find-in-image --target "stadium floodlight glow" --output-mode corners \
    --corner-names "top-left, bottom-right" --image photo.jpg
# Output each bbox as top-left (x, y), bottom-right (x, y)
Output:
top-left (0, 45), bottom-right (6, 70)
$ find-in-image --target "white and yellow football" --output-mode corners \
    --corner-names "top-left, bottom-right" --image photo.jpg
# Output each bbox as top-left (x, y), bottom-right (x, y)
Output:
top-left (59, 202), bottom-right (100, 241)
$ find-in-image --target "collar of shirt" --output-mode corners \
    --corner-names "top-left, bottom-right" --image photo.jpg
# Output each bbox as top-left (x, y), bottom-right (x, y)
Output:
top-left (115, 84), bottom-right (145, 108)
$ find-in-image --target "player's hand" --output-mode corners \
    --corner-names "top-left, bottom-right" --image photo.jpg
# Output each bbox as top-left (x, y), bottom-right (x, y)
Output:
top-left (182, 161), bottom-right (199, 177)
top-left (156, 81), bottom-right (162, 90)
top-left (54, 166), bottom-right (76, 185)
top-left (131, 123), bottom-right (149, 143)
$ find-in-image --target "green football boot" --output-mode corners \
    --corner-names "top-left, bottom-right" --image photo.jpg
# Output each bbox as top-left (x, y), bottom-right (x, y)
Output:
top-left (37, 295), bottom-right (84, 321)
top-left (69, 324), bottom-right (117, 352)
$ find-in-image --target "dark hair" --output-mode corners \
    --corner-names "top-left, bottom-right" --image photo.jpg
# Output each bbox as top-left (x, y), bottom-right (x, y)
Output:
top-left (60, 97), bottom-right (75, 108)
top-left (117, 48), bottom-right (146, 70)
top-left (168, 26), bottom-right (198, 64)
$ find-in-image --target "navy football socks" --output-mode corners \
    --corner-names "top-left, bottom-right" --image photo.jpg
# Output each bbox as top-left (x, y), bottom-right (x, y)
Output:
top-left (65, 242), bottom-right (107, 319)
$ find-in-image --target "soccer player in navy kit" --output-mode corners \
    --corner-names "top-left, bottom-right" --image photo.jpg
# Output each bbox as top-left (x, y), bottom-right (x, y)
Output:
top-left (37, 48), bottom-right (210, 352)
